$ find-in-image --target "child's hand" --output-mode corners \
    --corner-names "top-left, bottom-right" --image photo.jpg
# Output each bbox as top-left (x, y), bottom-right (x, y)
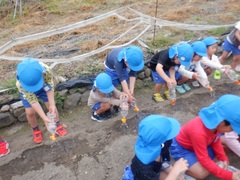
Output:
top-left (173, 158), bottom-right (189, 173)
top-left (192, 72), bottom-right (199, 80)
top-left (232, 171), bottom-right (240, 180)
top-left (167, 79), bottom-right (176, 89)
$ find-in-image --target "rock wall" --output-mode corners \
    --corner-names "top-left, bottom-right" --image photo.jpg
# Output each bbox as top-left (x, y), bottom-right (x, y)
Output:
top-left (0, 64), bottom-right (153, 128)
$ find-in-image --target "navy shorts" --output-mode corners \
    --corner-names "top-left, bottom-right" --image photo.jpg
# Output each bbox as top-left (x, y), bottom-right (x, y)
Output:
top-left (222, 39), bottom-right (240, 55)
top-left (20, 89), bottom-right (48, 108)
top-left (151, 70), bottom-right (182, 84)
top-left (91, 102), bottom-right (101, 111)
top-left (105, 68), bottom-right (129, 87)
top-left (170, 138), bottom-right (215, 167)
top-left (20, 84), bottom-right (52, 108)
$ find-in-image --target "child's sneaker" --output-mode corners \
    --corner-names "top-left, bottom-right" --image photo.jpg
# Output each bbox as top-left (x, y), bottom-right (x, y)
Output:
top-left (33, 130), bottom-right (43, 144)
top-left (113, 106), bottom-right (120, 115)
top-left (175, 85), bottom-right (186, 94)
top-left (235, 64), bottom-right (240, 72)
top-left (103, 109), bottom-right (112, 119)
top-left (56, 125), bottom-right (68, 136)
top-left (152, 93), bottom-right (164, 102)
top-left (0, 140), bottom-right (10, 157)
top-left (182, 84), bottom-right (191, 91)
top-left (163, 91), bottom-right (170, 100)
top-left (214, 70), bottom-right (221, 80)
top-left (91, 112), bottom-right (107, 122)
top-left (191, 81), bottom-right (200, 87)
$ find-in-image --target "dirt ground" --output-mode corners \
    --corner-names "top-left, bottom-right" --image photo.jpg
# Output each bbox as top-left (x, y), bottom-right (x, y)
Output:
top-left (0, 0), bottom-right (240, 180)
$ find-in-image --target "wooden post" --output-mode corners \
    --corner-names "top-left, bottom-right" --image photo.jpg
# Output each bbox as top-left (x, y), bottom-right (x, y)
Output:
top-left (153, 0), bottom-right (159, 42)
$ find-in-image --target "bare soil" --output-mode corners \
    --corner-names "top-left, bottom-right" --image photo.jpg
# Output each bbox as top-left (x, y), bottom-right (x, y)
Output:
top-left (0, 0), bottom-right (240, 180)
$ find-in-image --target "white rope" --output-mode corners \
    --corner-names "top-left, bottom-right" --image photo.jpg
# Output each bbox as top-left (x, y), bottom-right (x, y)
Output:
top-left (0, 6), bottom-right (235, 69)
top-left (129, 8), bottom-right (235, 31)
top-left (0, 8), bottom-right (125, 55)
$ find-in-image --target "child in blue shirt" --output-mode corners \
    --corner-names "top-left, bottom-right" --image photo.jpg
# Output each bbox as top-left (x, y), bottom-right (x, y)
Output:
top-left (104, 46), bottom-right (144, 104)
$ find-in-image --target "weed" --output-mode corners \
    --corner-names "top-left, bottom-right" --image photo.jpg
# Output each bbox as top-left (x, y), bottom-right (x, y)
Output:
top-left (54, 92), bottom-right (67, 111)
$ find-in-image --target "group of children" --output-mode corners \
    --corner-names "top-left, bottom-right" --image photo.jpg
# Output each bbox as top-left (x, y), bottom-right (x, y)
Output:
top-left (0, 21), bottom-right (240, 180)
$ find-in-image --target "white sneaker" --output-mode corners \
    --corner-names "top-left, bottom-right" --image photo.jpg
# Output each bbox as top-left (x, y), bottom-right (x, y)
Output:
top-left (192, 81), bottom-right (200, 87)
top-left (235, 64), bottom-right (240, 72)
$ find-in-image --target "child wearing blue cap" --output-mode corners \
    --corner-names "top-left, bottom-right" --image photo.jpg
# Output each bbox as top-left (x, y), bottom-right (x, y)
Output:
top-left (170, 94), bottom-right (240, 180)
top-left (220, 21), bottom-right (240, 71)
top-left (88, 73), bottom-right (126, 122)
top-left (104, 46), bottom-right (144, 104)
top-left (16, 59), bottom-right (68, 144)
top-left (177, 41), bottom-right (208, 88)
top-left (149, 42), bottom-right (194, 102)
top-left (124, 114), bottom-right (189, 180)
top-left (200, 37), bottom-right (231, 80)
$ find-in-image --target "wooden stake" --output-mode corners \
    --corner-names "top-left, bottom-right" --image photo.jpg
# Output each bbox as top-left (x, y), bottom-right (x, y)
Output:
top-left (153, 0), bottom-right (159, 42)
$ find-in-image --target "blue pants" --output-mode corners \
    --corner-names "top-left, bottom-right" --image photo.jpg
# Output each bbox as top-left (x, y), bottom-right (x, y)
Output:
top-left (151, 70), bottom-right (182, 84)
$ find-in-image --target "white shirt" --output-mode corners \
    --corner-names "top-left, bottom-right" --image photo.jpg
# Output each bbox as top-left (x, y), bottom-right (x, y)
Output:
top-left (200, 54), bottom-right (224, 72)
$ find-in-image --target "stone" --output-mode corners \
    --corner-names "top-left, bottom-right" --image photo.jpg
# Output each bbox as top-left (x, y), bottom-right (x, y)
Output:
top-left (64, 93), bottom-right (82, 110)
top-left (58, 89), bottom-right (68, 96)
top-left (69, 88), bottom-right (77, 94)
top-left (10, 101), bottom-right (23, 110)
top-left (144, 68), bottom-right (151, 78)
top-left (0, 112), bottom-right (17, 128)
top-left (137, 71), bottom-right (145, 80)
top-left (18, 112), bottom-right (27, 122)
top-left (81, 90), bottom-right (90, 104)
top-left (78, 87), bottom-right (87, 94)
top-left (1, 105), bottom-right (10, 112)
top-left (12, 107), bottom-right (25, 117)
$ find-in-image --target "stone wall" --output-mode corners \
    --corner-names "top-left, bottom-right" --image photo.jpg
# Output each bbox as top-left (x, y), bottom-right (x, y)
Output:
top-left (0, 64), bottom-right (153, 129)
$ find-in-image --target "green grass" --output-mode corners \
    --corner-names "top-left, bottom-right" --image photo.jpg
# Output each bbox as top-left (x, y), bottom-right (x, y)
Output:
top-left (0, 78), bottom-right (18, 94)
top-left (208, 27), bottom-right (232, 36)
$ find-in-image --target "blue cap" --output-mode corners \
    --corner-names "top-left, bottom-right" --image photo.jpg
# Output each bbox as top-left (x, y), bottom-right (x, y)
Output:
top-left (95, 73), bottom-right (114, 93)
top-left (135, 115), bottom-right (180, 165)
top-left (199, 94), bottom-right (240, 134)
top-left (17, 59), bottom-right (46, 92)
top-left (202, 37), bottom-right (219, 46)
top-left (191, 41), bottom-right (207, 57)
top-left (169, 43), bottom-right (193, 67)
top-left (118, 46), bottom-right (144, 71)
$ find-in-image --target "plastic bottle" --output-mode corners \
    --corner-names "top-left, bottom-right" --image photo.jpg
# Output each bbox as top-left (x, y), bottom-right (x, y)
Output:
top-left (168, 86), bottom-right (176, 105)
top-left (120, 94), bottom-right (129, 124)
top-left (225, 68), bottom-right (240, 85)
top-left (122, 166), bottom-right (134, 180)
top-left (47, 112), bottom-right (57, 140)
top-left (197, 77), bottom-right (213, 92)
top-left (131, 100), bottom-right (139, 112)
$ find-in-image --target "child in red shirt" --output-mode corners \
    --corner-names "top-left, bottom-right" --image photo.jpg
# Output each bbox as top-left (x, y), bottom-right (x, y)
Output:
top-left (170, 94), bottom-right (240, 180)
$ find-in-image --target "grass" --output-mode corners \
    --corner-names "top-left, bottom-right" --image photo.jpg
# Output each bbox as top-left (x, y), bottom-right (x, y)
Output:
top-left (208, 27), bottom-right (233, 36)
top-left (0, 78), bottom-right (18, 94)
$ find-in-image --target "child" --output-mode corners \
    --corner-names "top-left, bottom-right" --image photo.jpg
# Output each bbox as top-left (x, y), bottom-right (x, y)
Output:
top-left (0, 135), bottom-right (10, 157)
top-left (104, 46), bottom-right (144, 104)
top-left (126, 114), bottom-right (189, 180)
top-left (88, 73), bottom-right (125, 122)
top-left (201, 37), bottom-right (231, 79)
top-left (221, 131), bottom-right (240, 158)
top-left (170, 94), bottom-right (240, 180)
top-left (177, 41), bottom-right (208, 88)
top-left (16, 59), bottom-right (67, 144)
top-left (220, 21), bottom-right (240, 71)
top-left (149, 42), bottom-right (193, 102)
